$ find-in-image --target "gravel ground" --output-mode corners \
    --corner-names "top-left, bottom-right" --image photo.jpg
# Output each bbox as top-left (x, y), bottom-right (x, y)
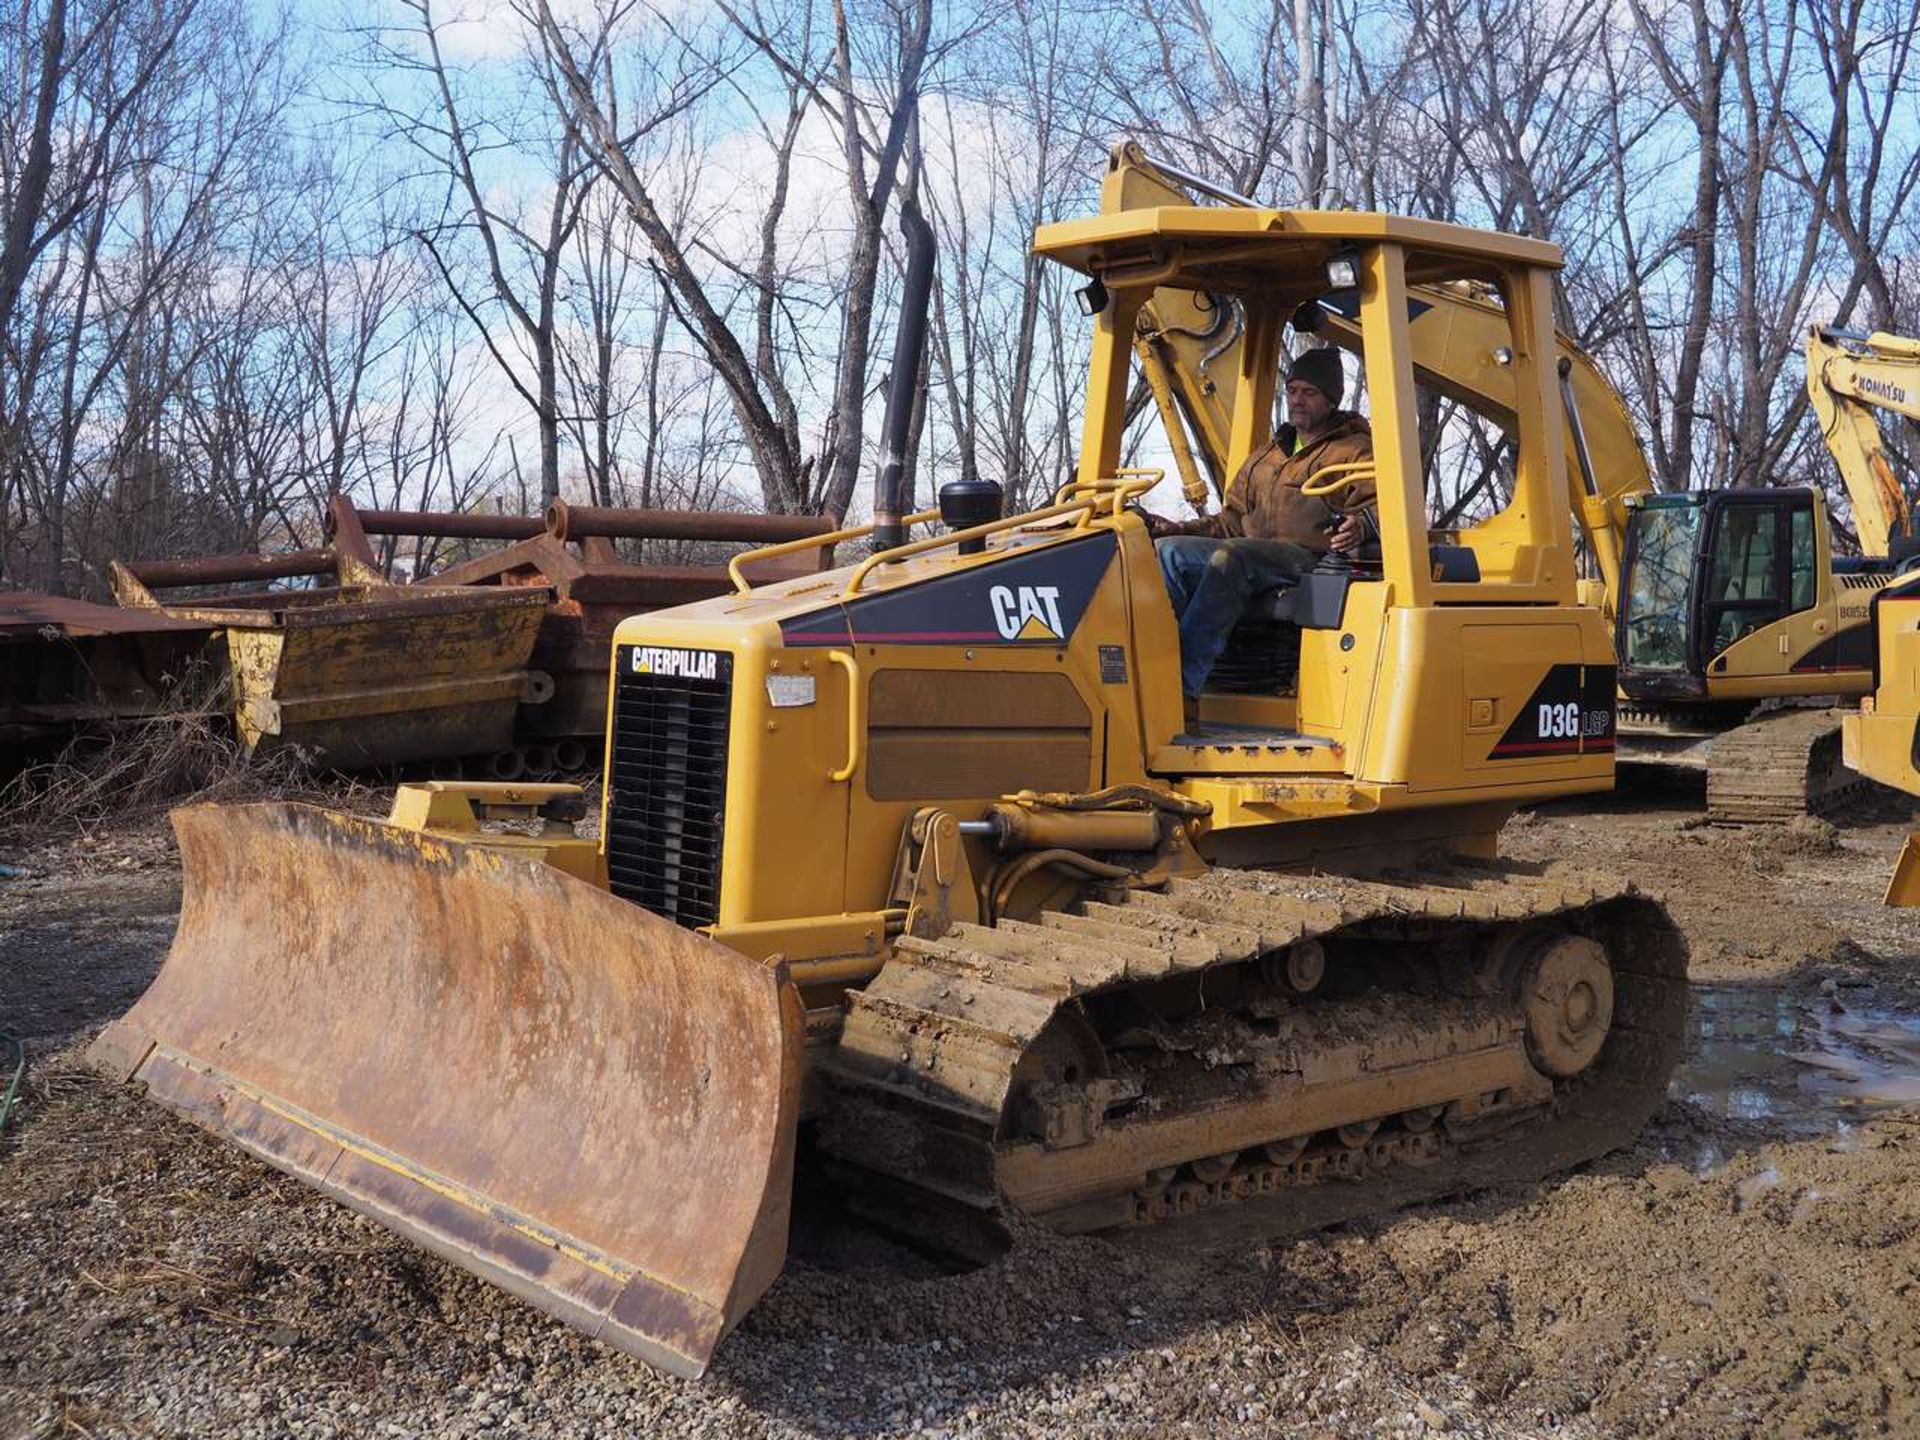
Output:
top-left (4, 782), bottom-right (1920, 1439)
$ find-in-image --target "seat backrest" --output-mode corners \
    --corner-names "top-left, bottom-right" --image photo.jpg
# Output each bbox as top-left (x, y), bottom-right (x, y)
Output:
top-left (1429, 544), bottom-right (1480, 583)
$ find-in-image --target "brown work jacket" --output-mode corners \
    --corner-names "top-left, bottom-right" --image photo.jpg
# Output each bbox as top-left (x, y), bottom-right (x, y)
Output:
top-left (1189, 413), bottom-right (1376, 550)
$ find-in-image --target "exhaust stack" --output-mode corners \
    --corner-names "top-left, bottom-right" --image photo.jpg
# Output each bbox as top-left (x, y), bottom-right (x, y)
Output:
top-left (871, 199), bottom-right (936, 555)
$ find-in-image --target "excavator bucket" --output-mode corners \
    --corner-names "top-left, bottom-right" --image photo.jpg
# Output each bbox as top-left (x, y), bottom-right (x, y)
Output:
top-left (1886, 833), bottom-right (1920, 907)
top-left (90, 802), bottom-right (803, 1378)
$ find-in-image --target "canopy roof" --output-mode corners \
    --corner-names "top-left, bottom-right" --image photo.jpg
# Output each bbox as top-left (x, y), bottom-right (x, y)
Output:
top-left (1032, 206), bottom-right (1561, 296)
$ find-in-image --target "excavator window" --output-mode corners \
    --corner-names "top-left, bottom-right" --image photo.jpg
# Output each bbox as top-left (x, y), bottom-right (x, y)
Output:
top-left (1699, 493), bottom-right (1818, 661)
top-left (1790, 508), bottom-right (1817, 609)
top-left (1706, 507), bottom-right (1781, 653)
top-left (1619, 499), bottom-right (1700, 672)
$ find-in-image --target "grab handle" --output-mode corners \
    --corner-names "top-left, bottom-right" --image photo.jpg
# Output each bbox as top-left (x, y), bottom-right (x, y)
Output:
top-left (827, 651), bottom-right (863, 783)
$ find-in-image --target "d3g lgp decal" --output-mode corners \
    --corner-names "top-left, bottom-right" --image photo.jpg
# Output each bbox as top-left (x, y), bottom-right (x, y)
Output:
top-left (781, 533), bottom-right (1118, 647)
top-left (1489, 664), bottom-right (1616, 758)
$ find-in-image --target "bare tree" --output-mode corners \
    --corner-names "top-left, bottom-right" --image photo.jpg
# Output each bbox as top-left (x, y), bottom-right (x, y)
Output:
top-left (526, 0), bottom-right (941, 520)
top-left (355, 0), bottom-right (602, 506)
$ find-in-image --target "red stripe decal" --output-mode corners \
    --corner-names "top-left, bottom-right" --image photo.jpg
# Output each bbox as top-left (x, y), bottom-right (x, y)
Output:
top-left (1489, 738), bottom-right (1592, 756)
top-left (786, 629), bottom-right (1012, 645)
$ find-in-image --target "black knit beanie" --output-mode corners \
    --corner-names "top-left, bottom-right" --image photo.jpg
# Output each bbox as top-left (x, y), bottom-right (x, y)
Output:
top-left (1286, 347), bottom-right (1345, 407)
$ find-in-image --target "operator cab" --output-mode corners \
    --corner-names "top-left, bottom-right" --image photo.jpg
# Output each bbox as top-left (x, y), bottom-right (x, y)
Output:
top-left (1037, 186), bottom-right (1580, 754)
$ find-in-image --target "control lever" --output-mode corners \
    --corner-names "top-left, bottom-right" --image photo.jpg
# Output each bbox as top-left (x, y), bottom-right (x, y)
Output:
top-left (1317, 512), bottom-right (1355, 573)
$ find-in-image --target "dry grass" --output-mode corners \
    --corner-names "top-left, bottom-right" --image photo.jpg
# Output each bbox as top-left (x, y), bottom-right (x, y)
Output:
top-left (0, 669), bottom-right (371, 844)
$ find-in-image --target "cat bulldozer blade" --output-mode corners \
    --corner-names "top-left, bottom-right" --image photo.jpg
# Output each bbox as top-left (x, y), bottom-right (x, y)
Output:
top-left (92, 800), bottom-right (801, 1378)
top-left (96, 150), bottom-right (1689, 1377)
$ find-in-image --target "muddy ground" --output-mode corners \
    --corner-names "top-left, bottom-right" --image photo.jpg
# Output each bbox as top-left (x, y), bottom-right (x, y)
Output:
top-left (3, 780), bottom-right (1920, 1439)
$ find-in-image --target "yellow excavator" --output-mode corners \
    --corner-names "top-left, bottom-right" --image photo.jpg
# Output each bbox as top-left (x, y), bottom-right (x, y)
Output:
top-left (91, 154), bottom-right (1689, 1378)
top-left (1119, 146), bottom-right (1915, 822)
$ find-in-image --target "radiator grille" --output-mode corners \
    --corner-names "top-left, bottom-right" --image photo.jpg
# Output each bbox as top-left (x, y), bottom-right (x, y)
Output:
top-left (605, 646), bottom-right (733, 929)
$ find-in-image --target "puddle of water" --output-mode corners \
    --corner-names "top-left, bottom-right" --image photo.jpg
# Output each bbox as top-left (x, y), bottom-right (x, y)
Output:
top-left (1673, 983), bottom-right (1920, 1133)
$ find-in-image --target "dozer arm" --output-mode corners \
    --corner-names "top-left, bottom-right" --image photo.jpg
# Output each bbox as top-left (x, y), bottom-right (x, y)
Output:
top-left (1106, 142), bottom-right (1651, 605)
top-left (1807, 325), bottom-right (1920, 559)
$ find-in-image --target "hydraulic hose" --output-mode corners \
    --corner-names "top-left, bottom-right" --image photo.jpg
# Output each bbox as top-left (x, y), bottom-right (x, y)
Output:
top-left (987, 847), bottom-right (1135, 924)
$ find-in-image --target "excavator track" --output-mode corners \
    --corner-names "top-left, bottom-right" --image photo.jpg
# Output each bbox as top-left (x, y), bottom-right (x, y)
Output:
top-left (821, 857), bottom-right (1687, 1251)
top-left (1705, 707), bottom-right (1861, 823)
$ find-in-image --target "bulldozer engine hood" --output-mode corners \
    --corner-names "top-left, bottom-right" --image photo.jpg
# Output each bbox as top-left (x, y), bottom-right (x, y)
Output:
top-left (781, 531), bottom-right (1118, 647)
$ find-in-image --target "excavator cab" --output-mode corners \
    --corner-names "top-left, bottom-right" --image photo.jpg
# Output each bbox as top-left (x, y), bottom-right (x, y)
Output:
top-left (1615, 487), bottom-right (1845, 701)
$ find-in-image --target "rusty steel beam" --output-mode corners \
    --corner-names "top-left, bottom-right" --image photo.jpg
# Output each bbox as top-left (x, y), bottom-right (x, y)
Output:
top-left (546, 500), bottom-right (833, 545)
top-left (128, 550), bottom-right (338, 589)
top-left (335, 508), bottom-right (545, 542)
top-left (0, 591), bottom-right (209, 637)
top-left (326, 494), bottom-right (378, 567)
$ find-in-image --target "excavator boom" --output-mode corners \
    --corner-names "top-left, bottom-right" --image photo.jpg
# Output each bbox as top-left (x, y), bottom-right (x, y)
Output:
top-left (1806, 326), bottom-right (1920, 558)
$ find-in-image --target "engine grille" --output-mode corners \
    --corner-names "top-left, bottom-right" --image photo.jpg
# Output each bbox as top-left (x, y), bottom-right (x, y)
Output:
top-left (605, 646), bottom-right (733, 929)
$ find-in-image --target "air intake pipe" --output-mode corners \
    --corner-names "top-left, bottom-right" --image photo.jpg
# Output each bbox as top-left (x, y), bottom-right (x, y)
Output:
top-left (871, 198), bottom-right (936, 556)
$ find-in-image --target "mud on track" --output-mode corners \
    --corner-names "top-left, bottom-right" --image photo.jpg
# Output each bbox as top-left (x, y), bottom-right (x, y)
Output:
top-left (3, 788), bottom-right (1919, 1439)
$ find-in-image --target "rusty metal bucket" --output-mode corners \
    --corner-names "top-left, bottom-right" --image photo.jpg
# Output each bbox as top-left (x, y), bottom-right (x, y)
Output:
top-left (90, 802), bottom-right (803, 1377)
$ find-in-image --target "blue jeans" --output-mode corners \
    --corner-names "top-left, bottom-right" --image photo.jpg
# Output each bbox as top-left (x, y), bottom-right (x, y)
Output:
top-left (1157, 536), bottom-right (1318, 697)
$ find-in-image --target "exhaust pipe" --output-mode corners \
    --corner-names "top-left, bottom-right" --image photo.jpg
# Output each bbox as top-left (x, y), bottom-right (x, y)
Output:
top-left (871, 199), bottom-right (936, 556)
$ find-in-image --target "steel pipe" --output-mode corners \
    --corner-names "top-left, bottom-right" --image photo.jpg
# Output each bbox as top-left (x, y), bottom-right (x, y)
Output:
top-left (128, 550), bottom-right (338, 589)
top-left (545, 500), bottom-right (832, 545)
top-left (334, 509), bottom-right (544, 542)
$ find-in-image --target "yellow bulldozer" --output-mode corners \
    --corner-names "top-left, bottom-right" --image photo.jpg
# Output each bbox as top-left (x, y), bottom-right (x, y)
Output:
top-left (1842, 570), bottom-right (1920, 902)
top-left (1118, 144), bottom-right (1917, 822)
top-left (1836, 332), bottom-right (1920, 900)
top-left (92, 156), bottom-right (1689, 1378)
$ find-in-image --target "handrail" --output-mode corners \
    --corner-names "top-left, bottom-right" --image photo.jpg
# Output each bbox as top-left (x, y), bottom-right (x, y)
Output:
top-left (1051, 468), bottom-right (1166, 516)
top-left (728, 507), bottom-right (941, 594)
top-left (843, 496), bottom-right (1105, 598)
top-left (1300, 460), bottom-right (1377, 498)
top-left (840, 474), bottom-right (1169, 599)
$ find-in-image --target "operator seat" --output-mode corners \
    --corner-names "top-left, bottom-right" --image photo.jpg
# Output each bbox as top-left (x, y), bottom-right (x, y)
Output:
top-left (1211, 542), bottom-right (1481, 695)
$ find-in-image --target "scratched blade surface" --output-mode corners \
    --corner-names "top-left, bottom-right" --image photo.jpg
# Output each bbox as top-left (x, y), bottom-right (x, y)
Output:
top-left (91, 801), bottom-right (802, 1378)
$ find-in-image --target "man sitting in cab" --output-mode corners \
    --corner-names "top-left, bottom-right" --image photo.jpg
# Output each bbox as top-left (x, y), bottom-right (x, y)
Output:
top-left (1148, 346), bottom-right (1377, 711)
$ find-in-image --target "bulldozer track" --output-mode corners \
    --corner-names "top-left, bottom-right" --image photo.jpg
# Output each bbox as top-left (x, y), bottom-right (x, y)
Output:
top-left (822, 858), bottom-right (1687, 1251)
top-left (1704, 707), bottom-right (1862, 824)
